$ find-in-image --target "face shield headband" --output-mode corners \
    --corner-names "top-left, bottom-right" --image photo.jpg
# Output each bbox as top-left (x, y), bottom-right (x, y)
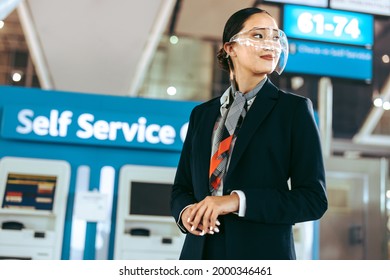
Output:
top-left (228, 27), bottom-right (289, 75)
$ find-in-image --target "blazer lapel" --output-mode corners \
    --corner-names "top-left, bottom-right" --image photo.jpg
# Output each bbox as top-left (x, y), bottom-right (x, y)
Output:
top-left (197, 99), bottom-right (221, 195)
top-left (226, 79), bottom-right (280, 174)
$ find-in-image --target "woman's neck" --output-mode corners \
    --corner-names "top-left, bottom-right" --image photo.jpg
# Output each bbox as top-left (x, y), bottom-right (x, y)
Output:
top-left (234, 73), bottom-right (266, 93)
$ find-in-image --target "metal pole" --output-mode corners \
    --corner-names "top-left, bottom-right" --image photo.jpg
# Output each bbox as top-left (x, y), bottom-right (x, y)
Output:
top-left (318, 77), bottom-right (333, 157)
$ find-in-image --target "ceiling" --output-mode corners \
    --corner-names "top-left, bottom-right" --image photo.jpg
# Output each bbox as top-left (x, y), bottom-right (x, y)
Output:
top-left (17, 0), bottom-right (176, 95)
top-left (0, 0), bottom-right (389, 156)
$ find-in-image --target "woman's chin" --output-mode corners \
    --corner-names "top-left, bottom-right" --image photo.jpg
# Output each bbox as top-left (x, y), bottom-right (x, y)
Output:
top-left (253, 66), bottom-right (275, 75)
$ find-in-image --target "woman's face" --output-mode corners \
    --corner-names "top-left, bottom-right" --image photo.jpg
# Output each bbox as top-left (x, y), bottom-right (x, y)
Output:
top-left (226, 13), bottom-right (280, 78)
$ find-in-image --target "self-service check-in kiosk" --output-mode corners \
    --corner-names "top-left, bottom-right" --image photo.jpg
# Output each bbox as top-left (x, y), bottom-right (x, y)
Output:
top-left (0, 157), bottom-right (70, 259)
top-left (114, 165), bottom-right (184, 259)
top-left (0, 85), bottom-right (197, 259)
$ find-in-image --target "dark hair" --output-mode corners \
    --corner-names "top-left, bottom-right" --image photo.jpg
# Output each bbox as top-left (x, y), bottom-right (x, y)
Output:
top-left (217, 7), bottom-right (272, 72)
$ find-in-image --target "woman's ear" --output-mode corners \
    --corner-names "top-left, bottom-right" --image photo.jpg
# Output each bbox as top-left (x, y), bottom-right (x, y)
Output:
top-left (224, 42), bottom-right (236, 58)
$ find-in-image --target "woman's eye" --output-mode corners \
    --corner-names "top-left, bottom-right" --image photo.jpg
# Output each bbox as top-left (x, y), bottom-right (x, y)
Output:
top-left (253, 33), bottom-right (263, 39)
top-left (273, 36), bottom-right (280, 41)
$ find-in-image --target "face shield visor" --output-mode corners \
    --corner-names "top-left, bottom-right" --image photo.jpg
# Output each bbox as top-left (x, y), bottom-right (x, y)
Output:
top-left (229, 27), bottom-right (289, 75)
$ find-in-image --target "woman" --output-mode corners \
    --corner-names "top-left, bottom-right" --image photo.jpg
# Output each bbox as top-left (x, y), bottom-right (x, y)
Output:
top-left (171, 7), bottom-right (327, 260)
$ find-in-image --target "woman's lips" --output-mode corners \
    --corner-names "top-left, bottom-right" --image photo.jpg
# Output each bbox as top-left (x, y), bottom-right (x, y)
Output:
top-left (260, 55), bottom-right (274, 61)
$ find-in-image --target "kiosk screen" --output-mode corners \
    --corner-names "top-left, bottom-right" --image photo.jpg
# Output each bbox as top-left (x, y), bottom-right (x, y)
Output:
top-left (129, 182), bottom-right (171, 217)
top-left (2, 173), bottom-right (57, 211)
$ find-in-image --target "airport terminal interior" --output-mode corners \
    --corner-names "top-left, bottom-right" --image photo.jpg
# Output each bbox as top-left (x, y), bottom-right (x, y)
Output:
top-left (0, 0), bottom-right (389, 260)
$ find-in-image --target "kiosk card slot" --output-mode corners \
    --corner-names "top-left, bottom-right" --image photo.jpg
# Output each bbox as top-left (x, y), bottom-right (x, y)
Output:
top-left (128, 228), bottom-right (150, 236)
top-left (2, 221), bottom-right (25, 230)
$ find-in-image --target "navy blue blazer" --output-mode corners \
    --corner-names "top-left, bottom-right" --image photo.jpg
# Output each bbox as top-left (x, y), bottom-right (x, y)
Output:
top-left (171, 79), bottom-right (328, 259)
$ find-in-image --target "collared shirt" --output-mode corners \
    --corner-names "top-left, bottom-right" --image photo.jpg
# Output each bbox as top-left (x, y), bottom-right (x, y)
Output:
top-left (219, 78), bottom-right (266, 117)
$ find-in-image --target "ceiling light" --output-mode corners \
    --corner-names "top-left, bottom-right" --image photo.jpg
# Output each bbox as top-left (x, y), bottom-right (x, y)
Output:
top-left (291, 76), bottom-right (304, 90)
top-left (167, 86), bottom-right (177, 96)
top-left (382, 54), bottom-right (389, 64)
top-left (12, 71), bottom-right (23, 82)
top-left (169, 35), bottom-right (179, 45)
top-left (373, 97), bottom-right (383, 107)
top-left (383, 101), bottom-right (390, 110)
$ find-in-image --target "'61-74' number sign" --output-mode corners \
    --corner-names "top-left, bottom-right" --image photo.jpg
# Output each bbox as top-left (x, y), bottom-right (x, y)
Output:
top-left (283, 5), bottom-right (374, 48)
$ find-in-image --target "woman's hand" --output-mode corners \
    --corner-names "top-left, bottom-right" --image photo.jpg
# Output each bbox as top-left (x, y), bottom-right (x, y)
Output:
top-left (181, 204), bottom-right (205, 236)
top-left (185, 193), bottom-right (239, 235)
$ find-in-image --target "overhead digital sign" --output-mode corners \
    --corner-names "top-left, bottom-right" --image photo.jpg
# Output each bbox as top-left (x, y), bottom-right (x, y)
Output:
top-left (264, 0), bottom-right (328, 7)
top-left (283, 5), bottom-right (374, 47)
top-left (285, 39), bottom-right (372, 82)
top-left (330, 0), bottom-right (390, 17)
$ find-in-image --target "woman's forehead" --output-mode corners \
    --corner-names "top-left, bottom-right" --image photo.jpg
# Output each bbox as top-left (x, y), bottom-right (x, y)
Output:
top-left (243, 13), bottom-right (278, 30)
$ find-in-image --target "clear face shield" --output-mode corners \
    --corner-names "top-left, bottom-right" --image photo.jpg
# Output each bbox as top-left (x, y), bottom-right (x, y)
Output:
top-left (229, 27), bottom-right (289, 75)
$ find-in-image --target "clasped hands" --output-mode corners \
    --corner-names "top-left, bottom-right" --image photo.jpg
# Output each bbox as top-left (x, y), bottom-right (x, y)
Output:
top-left (181, 193), bottom-right (239, 236)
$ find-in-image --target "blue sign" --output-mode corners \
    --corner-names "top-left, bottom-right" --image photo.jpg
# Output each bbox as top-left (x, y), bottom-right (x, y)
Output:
top-left (283, 5), bottom-right (374, 47)
top-left (285, 39), bottom-right (373, 82)
top-left (264, 0), bottom-right (327, 7)
top-left (2, 105), bottom-right (189, 152)
top-left (330, 0), bottom-right (390, 17)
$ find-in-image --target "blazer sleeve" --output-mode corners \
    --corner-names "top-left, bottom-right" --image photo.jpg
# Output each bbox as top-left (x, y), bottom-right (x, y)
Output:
top-left (170, 106), bottom-right (198, 231)
top-left (244, 97), bottom-right (328, 224)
